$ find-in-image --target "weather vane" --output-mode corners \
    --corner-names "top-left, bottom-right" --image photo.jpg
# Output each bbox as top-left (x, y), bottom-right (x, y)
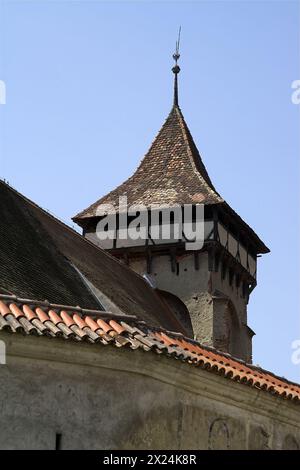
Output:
top-left (172, 26), bottom-right (181, 106)
top-left (173, 26), bottom-right (181, 69)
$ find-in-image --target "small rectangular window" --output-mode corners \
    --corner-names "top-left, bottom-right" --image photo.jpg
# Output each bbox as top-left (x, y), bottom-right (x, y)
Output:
top-left (55, 433), bottom-right (62, 450)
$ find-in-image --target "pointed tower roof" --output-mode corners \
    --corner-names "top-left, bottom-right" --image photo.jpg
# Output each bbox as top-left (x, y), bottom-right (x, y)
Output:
top-left (74, 105), bottom-right (223, 220)
top-left (73, 46), bottom-right (269, 255)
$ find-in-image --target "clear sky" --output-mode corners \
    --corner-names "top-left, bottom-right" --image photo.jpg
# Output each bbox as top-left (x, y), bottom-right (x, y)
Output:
top-left (0, 0), bottom-right (299, 382)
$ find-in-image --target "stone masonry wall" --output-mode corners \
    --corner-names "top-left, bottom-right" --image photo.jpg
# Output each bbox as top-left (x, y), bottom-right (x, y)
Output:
top-left (128, 252), bottom-right (251, 360)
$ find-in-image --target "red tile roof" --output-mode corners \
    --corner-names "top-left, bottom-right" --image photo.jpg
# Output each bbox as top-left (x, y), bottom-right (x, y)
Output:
top-left (0, 294), bottom-right (299, 403)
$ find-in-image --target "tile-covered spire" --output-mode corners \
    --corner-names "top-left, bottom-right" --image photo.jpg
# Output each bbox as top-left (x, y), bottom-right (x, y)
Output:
top-left (73, 105), bottom-right (223, 221)
top-left (73, 43), bottom-right (269, 255)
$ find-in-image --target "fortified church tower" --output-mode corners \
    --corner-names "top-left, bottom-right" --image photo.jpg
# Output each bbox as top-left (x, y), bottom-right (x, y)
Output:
top-left (73, 45), bottom-right (269, 363)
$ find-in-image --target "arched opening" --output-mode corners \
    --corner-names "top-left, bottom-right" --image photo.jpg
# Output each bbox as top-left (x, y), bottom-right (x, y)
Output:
top-left (208, 418), bottom-right (230, 450)
top-left (214, 298), bottom-right (243, 358)
top-left (226, 302), bottom-right (242, 358)
top-left (158, 289), bottom-right (193, 338)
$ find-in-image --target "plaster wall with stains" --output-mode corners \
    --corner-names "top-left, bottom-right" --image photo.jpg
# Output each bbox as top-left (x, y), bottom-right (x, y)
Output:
top-left (0, 332), bottom-right (298, 450)
top-left (128, 252), bottom-right (252, 362)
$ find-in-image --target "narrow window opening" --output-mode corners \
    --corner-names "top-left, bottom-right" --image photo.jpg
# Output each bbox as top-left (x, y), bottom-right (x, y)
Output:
top-left (55, 433), bottom-right (62, 450)
top-left (221, 262), bottom-right (226, 280)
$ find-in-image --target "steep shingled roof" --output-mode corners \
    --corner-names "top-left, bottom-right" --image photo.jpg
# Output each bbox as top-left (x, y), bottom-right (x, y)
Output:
top-left (74, 105), bottom-right (223, 220)
top-left (0, 294), bottom-right (299, 403)
top-left (73, 105), bottom-right (269, 254)
top-left (0, 180), bottom-right (185, 333)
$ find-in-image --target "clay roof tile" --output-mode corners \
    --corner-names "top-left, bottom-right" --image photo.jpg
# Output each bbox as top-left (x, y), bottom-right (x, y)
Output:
top-left (109, 320), bottom-right (126, 335)
top-left (60, 310), bottom-right (75, 328)
top-left (0, 295), bottom-right (299, 402)
top-left (35, 307), bottom-right (50, 324)
top-left (73, 313), bottom-right (87, 330)
top-left (22, 305), bottom-right (37, 322)
top-left (48, 309), bottom-right (63, 325)
top-left (97, 318), bottom-right (112, 334)
top-left (84, 316), bottom-right (100, 332)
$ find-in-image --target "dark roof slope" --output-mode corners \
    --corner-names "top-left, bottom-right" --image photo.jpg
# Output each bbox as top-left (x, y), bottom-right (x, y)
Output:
top-left (0, 180), bottom-right (184, 332)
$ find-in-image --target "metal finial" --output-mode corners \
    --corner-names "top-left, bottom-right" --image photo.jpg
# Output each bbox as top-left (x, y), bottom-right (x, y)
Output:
top-left (172, 27), bottom-right (181, 106)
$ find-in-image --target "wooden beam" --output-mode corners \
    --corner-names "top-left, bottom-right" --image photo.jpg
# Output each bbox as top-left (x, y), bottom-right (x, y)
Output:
top-left (213, 206), bottom-right (219, 242)
top-left (146, 248), bottom-right (152, 274)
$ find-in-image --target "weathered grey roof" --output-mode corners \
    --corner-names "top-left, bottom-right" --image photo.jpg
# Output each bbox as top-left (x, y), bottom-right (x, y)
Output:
top-left (0, 180), bottom-right (185, 332)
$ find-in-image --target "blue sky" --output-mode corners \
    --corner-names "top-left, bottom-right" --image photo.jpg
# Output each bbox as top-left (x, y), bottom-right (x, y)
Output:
top-left (0, 0), bottom-right (299, 382)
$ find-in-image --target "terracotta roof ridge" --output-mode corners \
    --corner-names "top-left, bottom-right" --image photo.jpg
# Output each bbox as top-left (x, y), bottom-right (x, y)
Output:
top-left (0, 292), bottom-right (185, 338)
top-left (0, 293), bottom-right (138, 321)
top-left (155, 327), bottom-right (300, 391)
top-left (0, 293), bottom-right (299, 401)
top-left (1, 290), bottom-right (297, 393)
